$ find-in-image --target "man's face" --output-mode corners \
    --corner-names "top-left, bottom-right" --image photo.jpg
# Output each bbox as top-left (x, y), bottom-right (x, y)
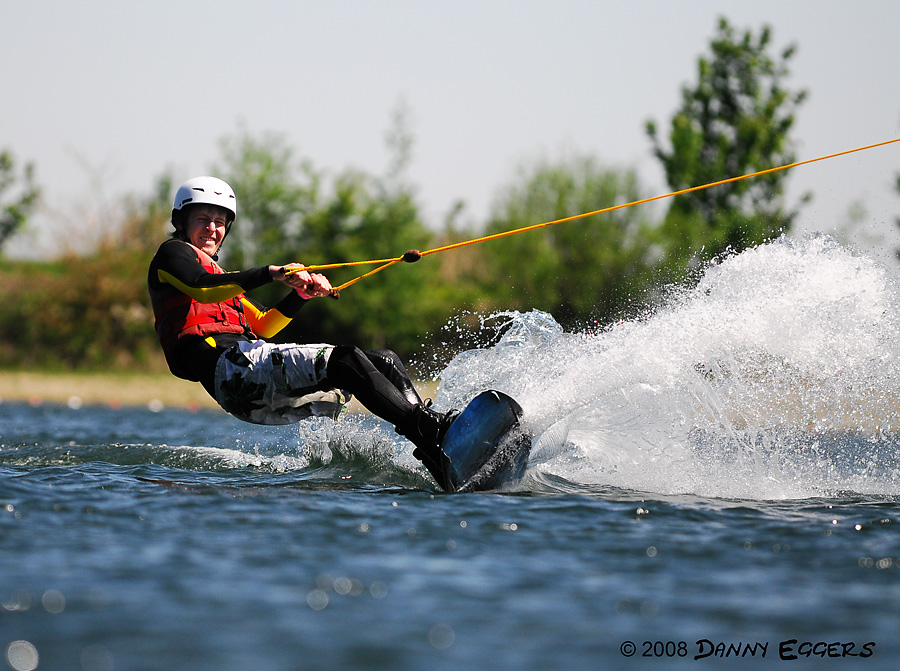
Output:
top-left (184, 205), bottom-right (229, 257)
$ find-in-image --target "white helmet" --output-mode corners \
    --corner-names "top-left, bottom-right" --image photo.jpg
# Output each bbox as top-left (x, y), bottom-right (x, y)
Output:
top-left (173, 176), bottom-right (237, 221)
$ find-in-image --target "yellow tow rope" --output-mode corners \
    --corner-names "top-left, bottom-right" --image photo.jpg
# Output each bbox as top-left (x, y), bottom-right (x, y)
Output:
top-left (289, 136), bottom-right (900, 296)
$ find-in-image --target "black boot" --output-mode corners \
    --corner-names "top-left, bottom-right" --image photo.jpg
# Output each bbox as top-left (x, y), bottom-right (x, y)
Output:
top-left (396, 402), bottom-right (458, 490)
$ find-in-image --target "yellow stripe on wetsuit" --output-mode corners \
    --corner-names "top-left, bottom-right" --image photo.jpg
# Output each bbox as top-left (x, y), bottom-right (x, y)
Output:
top-left (157, 269), bottom-right (247, 304)
top-left (241, 299), bottom-right (291, 339)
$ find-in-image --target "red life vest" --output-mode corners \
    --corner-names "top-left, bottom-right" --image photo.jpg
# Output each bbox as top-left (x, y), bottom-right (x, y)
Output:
top-left (151, 244), bottom-right (251, 374)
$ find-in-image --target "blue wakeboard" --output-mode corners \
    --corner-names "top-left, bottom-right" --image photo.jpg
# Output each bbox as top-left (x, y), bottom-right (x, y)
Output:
top-left (440, 390), bottom-right (532, 492)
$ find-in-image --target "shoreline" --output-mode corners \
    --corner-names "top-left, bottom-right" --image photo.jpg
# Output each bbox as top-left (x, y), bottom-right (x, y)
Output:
top-left (0, 370), bottom-right (221, 411)
top-left (0, 370), bottom-right (439, 414)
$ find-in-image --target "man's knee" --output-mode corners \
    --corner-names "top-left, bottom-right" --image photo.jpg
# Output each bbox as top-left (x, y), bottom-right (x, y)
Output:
top-left (330, 345), bottom-right (365, 367)
top-left (327, 345), bottom-right (373, 383)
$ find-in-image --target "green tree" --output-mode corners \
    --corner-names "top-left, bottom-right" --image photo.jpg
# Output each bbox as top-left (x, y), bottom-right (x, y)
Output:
top-left (646, 17), bottom-right (807, 279)
top-left (0, 149), bottom-right (40, 252)
top-left (123, 173), bottom-right (175, 254)
top-left (291, 167), bottom-right (450, 353)
top-left (213, 127), bottom-right (317, 270)
top-left (0, 174), bottom-right (175, 371)
top-left (478, 154), bottom-right (656, 327)
top-left (211, 114), bottom-right (462, 358)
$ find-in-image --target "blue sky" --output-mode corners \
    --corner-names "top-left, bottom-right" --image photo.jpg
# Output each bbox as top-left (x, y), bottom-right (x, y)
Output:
top-left (4, 0), bottom-right (900, 260)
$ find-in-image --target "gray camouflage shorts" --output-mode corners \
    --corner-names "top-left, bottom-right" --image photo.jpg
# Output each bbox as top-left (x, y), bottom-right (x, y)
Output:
top-left (214, 340), bottom-right (350, 425)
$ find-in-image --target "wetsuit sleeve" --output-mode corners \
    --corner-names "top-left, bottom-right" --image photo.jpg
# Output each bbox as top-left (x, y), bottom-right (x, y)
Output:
top-left (152, 239), bottom-right (273, 303)
top-left (241, 292), bottom-right (308, 339)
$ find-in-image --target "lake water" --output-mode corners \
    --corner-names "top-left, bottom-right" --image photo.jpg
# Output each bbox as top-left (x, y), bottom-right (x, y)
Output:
top-left (2, 236), bottom-right (900, 670)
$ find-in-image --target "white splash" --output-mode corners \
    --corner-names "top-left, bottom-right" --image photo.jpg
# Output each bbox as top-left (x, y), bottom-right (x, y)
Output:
top-left (435, 235), bottom-right (900, 500)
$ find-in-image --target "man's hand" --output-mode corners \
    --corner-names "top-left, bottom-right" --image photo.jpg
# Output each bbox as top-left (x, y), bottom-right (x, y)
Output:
top-left (270, 264), bottom-right (334, 298)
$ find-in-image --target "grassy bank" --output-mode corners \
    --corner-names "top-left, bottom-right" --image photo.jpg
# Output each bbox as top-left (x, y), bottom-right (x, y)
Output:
top-left (0, 370), bottom-right (439, 414)
top-left (0, 370), bottom-right (220, 410)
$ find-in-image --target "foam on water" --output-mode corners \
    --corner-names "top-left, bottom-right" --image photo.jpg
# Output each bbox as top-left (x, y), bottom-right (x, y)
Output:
top-left (431, 235), bottom-right (900, 500)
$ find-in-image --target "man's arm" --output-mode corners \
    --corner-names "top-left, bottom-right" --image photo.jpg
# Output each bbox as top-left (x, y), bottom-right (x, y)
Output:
top-left (152, 240), bottom-right (273, 303)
